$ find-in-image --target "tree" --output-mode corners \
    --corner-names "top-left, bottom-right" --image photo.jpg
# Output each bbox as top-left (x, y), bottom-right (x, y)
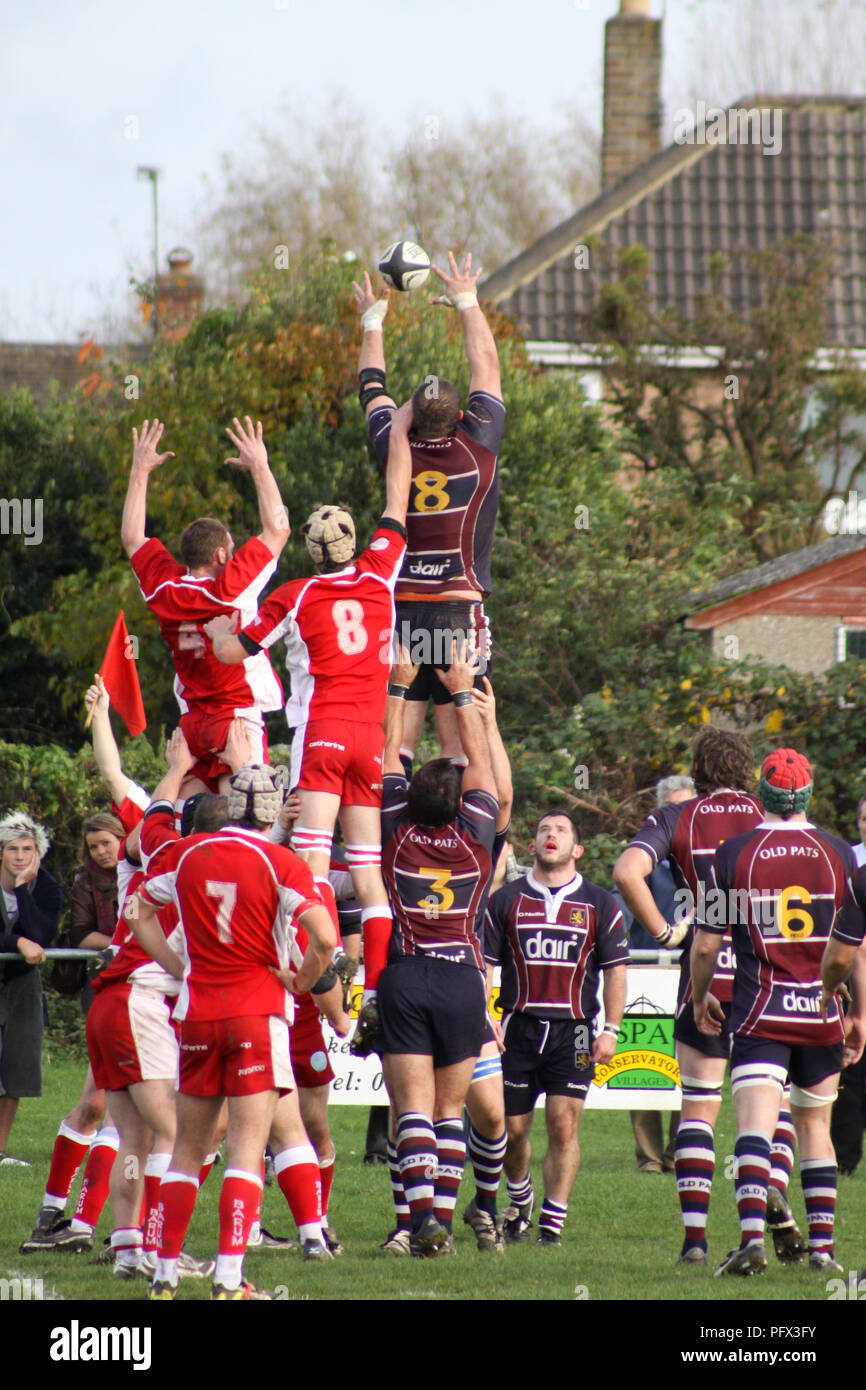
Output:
top-left (584, 236), bottom-right (866, 563)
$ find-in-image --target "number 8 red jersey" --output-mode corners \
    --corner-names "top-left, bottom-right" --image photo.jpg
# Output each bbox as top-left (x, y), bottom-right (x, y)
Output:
top-left (238, 519), bottom-right (406, 728)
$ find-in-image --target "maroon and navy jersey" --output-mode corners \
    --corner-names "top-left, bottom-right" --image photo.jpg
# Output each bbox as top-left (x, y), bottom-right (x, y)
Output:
top-left (132, 536), bottom-right (283, 716)
top-left (706, 822), bottom-right (855, 1045)
top-left (381, 774), bottom-right (498, 969)
top-left (139, 826), bottom-right (321, 1023)
top-left (629, 790), bottom-right (763, 1006)
top-left (834, 864), bottom-right (866, 947)
top-left (239, 520), bottom-right (405, 729)
top-left (484, 871), bottom-right (629, 1020)
top-left (368, 392), bottom-right (505, 599)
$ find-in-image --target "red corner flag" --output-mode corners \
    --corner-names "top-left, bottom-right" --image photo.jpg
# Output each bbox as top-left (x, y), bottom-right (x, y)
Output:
top-left (98, 610), bottom-right (146, 736)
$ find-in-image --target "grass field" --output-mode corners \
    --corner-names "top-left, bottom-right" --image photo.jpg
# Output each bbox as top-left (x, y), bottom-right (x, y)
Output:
top-left (2, 1056), bottom-right (863, 1306)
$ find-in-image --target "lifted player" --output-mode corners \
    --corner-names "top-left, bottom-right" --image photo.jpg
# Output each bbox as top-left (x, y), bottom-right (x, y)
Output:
top-left (122, 416), bottom-right (288, 793)
top-left (353, 252), bottom-right (504, 765)
top-left (212, 406), bottom-right (412, 1011)
top-left (692, 748), bottom-right (866, 1276)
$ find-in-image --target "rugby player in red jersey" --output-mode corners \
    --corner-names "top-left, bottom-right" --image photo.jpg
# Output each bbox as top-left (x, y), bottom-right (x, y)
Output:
top-left (353, 252), bottom-right (504, 766)
top-left (485, 811), bottom-right (628, 1246)
top-left (212, 406), bottom-right (412, 1012)
top-left (691, 748), bottom-right (866, 1275)
top-left (378, 644), bottom-right (499, 1256)
top-left (128, 764), bottom-right (336, 1299)
top-left (121, 416), bottom-right (289, 793)
top-left (614, 729), bottom-right (805, 1266)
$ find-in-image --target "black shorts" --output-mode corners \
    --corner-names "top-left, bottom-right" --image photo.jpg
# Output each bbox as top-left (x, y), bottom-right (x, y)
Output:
top-left (674, 999), bottom-right (733, 1060)
top-left (730, 1034), bottom-right (843, 1094)
top-left (501, 1012), bottom-right (594, 1114)
top-left (0, 968), bottom-right (44, 1098)
top-left (394, 601), bottom-right (491, 705)
top-left (378, 957), bottom-right (487, 1067)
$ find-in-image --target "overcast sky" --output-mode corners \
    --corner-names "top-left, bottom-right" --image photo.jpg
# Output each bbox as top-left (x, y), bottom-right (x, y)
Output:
top-left (2, 0), bottom-right (854, 342)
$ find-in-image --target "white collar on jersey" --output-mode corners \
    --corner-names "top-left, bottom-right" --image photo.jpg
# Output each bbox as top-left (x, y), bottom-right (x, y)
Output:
top-left (754, 820), bottom-right (815, 830)
top-left (221, 824), bottom-right (271, 842)
top-left (526, 867), bottom-right (584, 912)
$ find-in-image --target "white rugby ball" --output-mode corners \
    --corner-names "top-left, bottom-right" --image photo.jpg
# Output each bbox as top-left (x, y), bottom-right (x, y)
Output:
top-left (378, 240), bottom-right (431, 292)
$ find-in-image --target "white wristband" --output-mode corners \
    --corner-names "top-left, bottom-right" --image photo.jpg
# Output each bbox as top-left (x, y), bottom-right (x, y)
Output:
top-left (452, 291), bottom-right (478, 311)
top-left (361, 301), bottom-right (388, 333)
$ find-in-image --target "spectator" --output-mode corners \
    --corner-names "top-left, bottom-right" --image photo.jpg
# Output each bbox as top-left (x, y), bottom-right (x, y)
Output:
top-left (68, 812), bottom-right (125, 1015)
top-left (0, 812), bottom-right (62, 1165)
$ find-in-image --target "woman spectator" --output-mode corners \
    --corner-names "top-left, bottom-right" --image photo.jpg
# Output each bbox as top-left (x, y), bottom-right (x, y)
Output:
top-left (0, 812), bottom-right (62, 1165)
top-left (68, 813), bottom-right (125, 1014)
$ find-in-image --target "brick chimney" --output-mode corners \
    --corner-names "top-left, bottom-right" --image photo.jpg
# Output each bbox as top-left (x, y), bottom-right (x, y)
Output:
top-left (601, 0), bottom-right (662, 191)
top-left (155, 248), bottom-right (205, 341)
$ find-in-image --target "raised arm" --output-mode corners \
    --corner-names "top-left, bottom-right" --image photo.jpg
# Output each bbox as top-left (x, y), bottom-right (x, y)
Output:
top-left (383, 650), bottom-right (417, 777)
top-left (430, 252), bottom-right (501, 398)
top-left (225, 416), bottom-right (290, 560)
top-left (383, 401), bottom-right (413, 525)
top-left (121, 419), bottom-right (175, 558)
top-left (84, 676), bottom-right (131, 805)
top-left (471, 677), bottom-right (512, 832)
top-left (353, 272), bottom-right (396, 418)
top-left (435, 644), bottom-right (496, 800)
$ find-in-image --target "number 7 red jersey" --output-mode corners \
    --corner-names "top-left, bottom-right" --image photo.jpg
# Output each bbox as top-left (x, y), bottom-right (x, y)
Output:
top-left (139, 826), bottom-right (323, 1023)
top-left (238, 519), bottom-right (406, 728)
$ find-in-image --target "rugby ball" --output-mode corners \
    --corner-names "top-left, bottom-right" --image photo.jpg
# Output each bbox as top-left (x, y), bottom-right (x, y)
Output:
top-left (378, 241), bottom-right (431, 292)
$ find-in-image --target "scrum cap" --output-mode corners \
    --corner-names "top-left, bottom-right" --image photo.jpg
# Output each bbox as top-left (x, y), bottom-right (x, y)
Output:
top-left (226, 764), bottom-right (288, 826)
top-left (759, 748), bottom-right (813, 816)
top-left (302, 505), bottom-right (356, 568)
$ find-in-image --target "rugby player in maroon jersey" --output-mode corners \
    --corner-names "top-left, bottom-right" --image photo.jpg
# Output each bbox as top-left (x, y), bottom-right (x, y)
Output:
top-left (485, 812), bottom-right (628, 1245)
top-left (377, 643), bottom-right (499, 1256)
top-left (353, 252), bottom-right (504, 766)
top-left (614, 729), bottom-right (805, 1266)
top-left (121, 416), bottom-right (289, 794)
top-left (691, 748), bottom-right (866, 1275)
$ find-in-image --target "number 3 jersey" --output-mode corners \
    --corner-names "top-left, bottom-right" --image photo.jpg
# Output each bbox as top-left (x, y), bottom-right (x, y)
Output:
top-left (380, 776), bottom-right (498, 969)
top-left (139, 826), bottom-right (322, 1023)
top-left (238, 519), bottom-right (407, 729)
top-left (484, 872), bottom-right (629, 1020)
top-left (368, 393), bottom-right (505, 600)
top-left (705, 821), bottom-right (856, 1045)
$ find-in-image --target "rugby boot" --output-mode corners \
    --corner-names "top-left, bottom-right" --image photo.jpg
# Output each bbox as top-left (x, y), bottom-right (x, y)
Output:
top-left (502, 1194), bottom-right (534, 1244)
top-left (350, 997), bottom-right (381, 1058)
top-left (20, 1206), bottom-right (68, 1253)
top-left (536, 1228), bottom-right (562, 1247)
top-left (676, 1245), bottom-right (707, 1267)
top-left (463, 1197), bottom-right (505, 1253)
top-left (148, 1280), bottom-right (178, 1301)
top-left (334, 951), bottom-right (359, 1012)
top-left (766, 1185), bottom-right (806, 1264)
top-left (212, 1279), bottom-right (274, 1300)
top-left (409, 1214), bottom-right (450, 1258)
top-left (714, 1241), bottom-right (768, 1277)
top-left (322, 1225), bottom-right (344, 1256)
top-left (808, 1250), bottom-right (843, 1273)
top-left (246, 1225), bottom-right (297, 1252)
top-left (301, 1237), bottom-right (334, 1262)
top-left (379, 1229), bottom-right (411, 1256)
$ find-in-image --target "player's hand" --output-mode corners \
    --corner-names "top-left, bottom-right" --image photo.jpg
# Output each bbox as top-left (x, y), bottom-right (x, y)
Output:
top-left (390, 643), bottom-right (418, 691)
top-left (430, 250), bottom-right (482, 307)
top-left (694, 994), bottom-right (724, 1036)
top-left (16, 936), bottom-right (45, 965)
top-left (84, 674), bottom-right (110, 718)
top-left (435, 636), bottom-right (480, 696)
top-left (277, 792), bottom-right (302, 839)
top-left (352, 272), bottom-right (388, 317)
top-left (13, 852), bottom-right (40, 889)
top-left (225, 416), bottom-right (268, 475)
top-left (220, 718), bottom-right (252, 774)
top-left (592, 1027), bottom-right (618, 1067)
top-left (843, 1012), bottom-right (866, 1067)
top-left (656, 918), bottom-right (691, 948)
top-left (471, 676), bottom-right (496, 725)
top-left (132, 419), bottom-right (174, 474)
top-left (165, 728), bottom-right (194, 775)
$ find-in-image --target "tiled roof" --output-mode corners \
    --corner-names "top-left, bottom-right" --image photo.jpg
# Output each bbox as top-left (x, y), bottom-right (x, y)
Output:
top-left (683, 532), bottom-right (866, 614)
top-left (483, 98), bottom-right (866, 348)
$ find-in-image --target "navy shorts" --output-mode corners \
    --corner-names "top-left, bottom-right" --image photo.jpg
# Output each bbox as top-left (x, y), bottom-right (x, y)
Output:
top-left (378, 957), bottom-right (487, 1067)
top-left (501, 1012), bottom-right (595, 1114)
top-left (730, 1033), bottom-right (843, 1094)
top-left (394, 602), bottom-right (491, 705)
top-left (674, 998), bottom-right (733, 1060)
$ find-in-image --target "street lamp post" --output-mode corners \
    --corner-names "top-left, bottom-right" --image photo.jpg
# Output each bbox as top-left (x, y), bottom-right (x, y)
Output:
top-left (136, 166), bottom-right (160, 337)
